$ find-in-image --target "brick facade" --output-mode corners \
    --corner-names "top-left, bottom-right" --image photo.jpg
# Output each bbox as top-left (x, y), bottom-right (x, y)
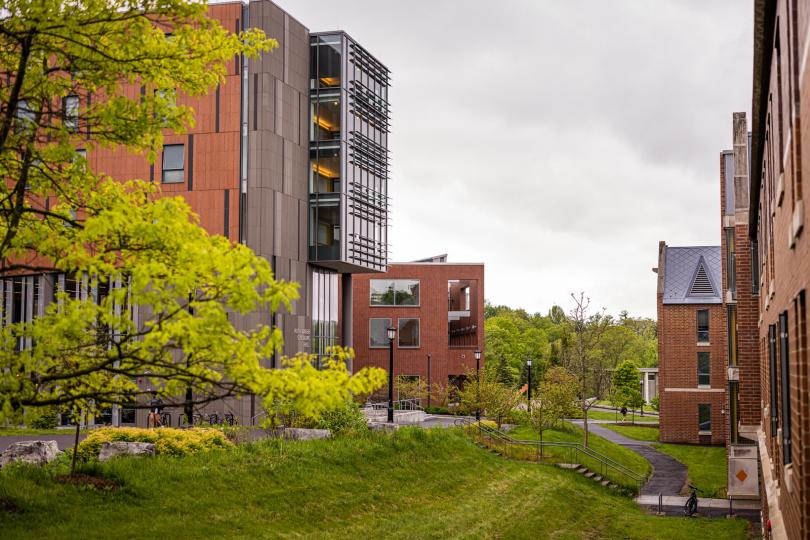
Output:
top-left (749, 2), bottom-right (810, 537)
top-left (351, 263), bottom-right (485, 394)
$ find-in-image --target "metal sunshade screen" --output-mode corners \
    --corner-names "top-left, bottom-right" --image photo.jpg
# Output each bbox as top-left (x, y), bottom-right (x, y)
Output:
top-left (689, 263), bottom-right (715, 296)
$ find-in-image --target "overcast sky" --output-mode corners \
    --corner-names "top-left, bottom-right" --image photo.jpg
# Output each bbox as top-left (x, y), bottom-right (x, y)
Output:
top-left (283, 0), bottom-right (753, 319)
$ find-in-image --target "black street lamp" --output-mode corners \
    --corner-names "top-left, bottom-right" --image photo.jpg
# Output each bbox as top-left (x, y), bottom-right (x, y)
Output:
top-left (527, 359), bottom-right (533, 413)
top-left (387, 327), bottom-right (396, 423)
top-left (474, 349), bottom-right (482, 421)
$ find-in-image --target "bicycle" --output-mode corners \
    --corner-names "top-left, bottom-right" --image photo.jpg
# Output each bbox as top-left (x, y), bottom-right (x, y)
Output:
top-left (684, 484), bottom-right (700, 516)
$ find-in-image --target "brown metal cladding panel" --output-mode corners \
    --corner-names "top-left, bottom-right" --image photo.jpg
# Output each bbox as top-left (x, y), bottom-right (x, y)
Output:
top-left (258, 3), bottom-right (284, 81)
top-left (258, 73), bottom-right (275, 132)
top-left (286, 19), bottom-right (309, 93)
top-left (217, 74), bottom-right (242, 133)
top-left (191, 133), bottom-right (239, 191)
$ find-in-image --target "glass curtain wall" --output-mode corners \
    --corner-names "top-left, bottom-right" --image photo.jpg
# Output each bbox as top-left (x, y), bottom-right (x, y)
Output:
top-left (311, 268), bottom-right (339, 368)
top-left (308, 33), bottom-right (389, 272)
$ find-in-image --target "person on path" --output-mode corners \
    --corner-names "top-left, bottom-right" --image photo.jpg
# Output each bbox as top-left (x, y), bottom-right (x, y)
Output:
top-left (620, 406), bottom-right (628, 423)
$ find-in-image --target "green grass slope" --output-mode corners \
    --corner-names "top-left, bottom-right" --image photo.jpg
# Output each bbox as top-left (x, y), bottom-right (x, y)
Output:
top-left (0, 428), bottom-right (747, 539)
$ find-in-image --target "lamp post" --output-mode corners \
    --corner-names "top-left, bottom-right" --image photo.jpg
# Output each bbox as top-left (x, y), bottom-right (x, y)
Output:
top-left (527, 359), bottom-right (533, 413)
top-left (474, 349), bottom-right (482, 422)
top-left (387, 327), bottom-right (396, 423)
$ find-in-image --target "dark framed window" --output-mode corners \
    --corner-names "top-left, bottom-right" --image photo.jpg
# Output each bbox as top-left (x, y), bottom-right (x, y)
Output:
top-left (398, 318), bottom-right (420, 348)
top-left (63, 95), bottom-right (79, 131)
top-left (697, 352), bottom-right (710, 386)
top-left (698, 404), bottom-right (711, 433)
top-left (161, 144), bottom-right (185, 183)
top-left (751, 240), bottom-right (760, 295)
top-left (779, 311), bottom-right (792, 464)
top-left (370, 279), bottom-right (420, 306)
top-left (697, 309), bottom-right (710, 343)
top-left (724, 227), bottom-right (736, 298)
top-left (369, 318), bottom-right (392, 348)
top-left (769, 324), bottom-right (778, 435)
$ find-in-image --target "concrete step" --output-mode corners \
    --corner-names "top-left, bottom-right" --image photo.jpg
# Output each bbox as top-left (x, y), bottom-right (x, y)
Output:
top-left (601, 480), bottom-right (611, 487)
top-left (576, 467), bottom-right (589, 475)
top-left (556, 463), bottom-right (581, 470)
top-left (593, 475), bottom-right (603, 482)
top-left (584, 471), bottom-right (596, 479)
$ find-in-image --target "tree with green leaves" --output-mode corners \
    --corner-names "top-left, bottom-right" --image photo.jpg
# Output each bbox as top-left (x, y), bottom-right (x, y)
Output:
top-left (458, 368), bottom-right (519, 428)
top-left (0, 1), bottom-right (386, 433)
top-left (609, 360), bottom-right (643, 423)
top-left (528, 366), bottom-right (577, 451)
top-left (491, 355), bottom-right (515, 386)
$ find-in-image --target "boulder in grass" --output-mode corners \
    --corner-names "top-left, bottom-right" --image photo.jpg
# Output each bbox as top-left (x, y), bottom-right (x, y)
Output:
top-left (280, 428), bottom-right (331, 440)
top-left (98, 441), bottom-right (156, 461)
top-left (0, 440), bottom-right (60, 468)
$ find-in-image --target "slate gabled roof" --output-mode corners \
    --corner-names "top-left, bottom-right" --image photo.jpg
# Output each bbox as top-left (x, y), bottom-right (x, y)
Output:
top-left (663, 246), bottom-right (722, 304)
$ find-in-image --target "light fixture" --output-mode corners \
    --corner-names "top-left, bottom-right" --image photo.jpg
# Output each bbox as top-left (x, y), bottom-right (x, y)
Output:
top-left (387, 327), bottom-right (396, 341)
top-left (474, 350), bottom-right (481, 360)
top-left (527, 360), bottom-right (532, 367)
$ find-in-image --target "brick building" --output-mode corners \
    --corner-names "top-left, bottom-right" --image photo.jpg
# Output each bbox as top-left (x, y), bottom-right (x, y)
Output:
top-left (3, 0), bottom-right (392, 427)
top-left (655, 243), bottom-right (727, 445)
top-left (748, 1), bottom-right (810, 536)
top-left (351, 256), bottom-right (485, 399)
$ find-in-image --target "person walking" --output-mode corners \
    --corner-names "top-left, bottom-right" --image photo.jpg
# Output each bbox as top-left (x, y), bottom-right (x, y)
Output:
top-left (148, 393), bottom-right (164, 428)
top-left (620, 406), bottom-right (628, 423)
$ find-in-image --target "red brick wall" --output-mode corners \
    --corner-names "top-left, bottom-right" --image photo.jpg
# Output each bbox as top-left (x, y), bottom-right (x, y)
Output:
top-left (352, 263), bottom-right (485, 391)
top-left (658, 299), bottom-right (727, 445)
top-left (752, 2), bottom-right (810, 537)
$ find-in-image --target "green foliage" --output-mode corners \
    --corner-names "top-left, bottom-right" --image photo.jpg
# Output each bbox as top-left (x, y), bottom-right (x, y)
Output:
top-left (457, 369), bottom-right (520, 428)
top-left (612, 360), bottom-right (641, 392)
top-left (25, 407), bottom-right (58, 429)
top-left (75, 427), bottom-right (233, 462)
top-left (528, 366), bottom-right (578, 442)
top-left (314, 401), bottom-right (368, 437)
top-left (650, 396), bottom-right (660, 411)
top-left (492, 356), bottom-right (515, 386)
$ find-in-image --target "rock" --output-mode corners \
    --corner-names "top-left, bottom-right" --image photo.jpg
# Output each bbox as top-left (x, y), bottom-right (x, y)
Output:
top-left (0, 440), bottom-right (60, 468)
top-left (98, 441), bottom-right (156, 461)
top-left (280, 428), bottom-right (331, 440)
top-left (368, 422), bottom-right (400, 432)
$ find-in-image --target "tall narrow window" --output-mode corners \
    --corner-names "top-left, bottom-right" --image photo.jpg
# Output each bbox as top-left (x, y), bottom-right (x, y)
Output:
top-left (724, 227), bottom-right (736, 298)
top-left (751, 240), bottom-right (760, 295)
top-left (698, 404), bottom-right (712, 433)
top-left (161, 144), bottom-right (184, 183)
top-left (779, 311), bottom-right (792, 464)
top-left (697, 352), bottom-right (710, 386)
top-left (63, 95), bottom-right (79, 131)
top-left (769, 324), bottom-right (779, 435)
top-left (697, 310), bottom-right (710, 343)
top-left (727, 305), bottom-right (737, 367)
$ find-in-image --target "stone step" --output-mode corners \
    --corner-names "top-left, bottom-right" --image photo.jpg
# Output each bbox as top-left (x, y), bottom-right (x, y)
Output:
top-left (556, 463), bottom-right (581, 470)
top-left (601, 480), bottom-right (611, 487)
top-left (584, 471), bottom-right (596, 479)
top-left (576, 467), bottom-right (589, 475)
top-left (593, 475), bottom-right (603, 482)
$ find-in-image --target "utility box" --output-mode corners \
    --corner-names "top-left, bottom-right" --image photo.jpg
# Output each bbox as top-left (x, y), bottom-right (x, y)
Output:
top-left (727, 444), bottom-right (760, 498)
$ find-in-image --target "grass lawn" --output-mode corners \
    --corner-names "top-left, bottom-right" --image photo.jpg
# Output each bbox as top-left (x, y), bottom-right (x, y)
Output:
top-left (653, 443), bottom-right (728, 498)
top-left (602, 424), bottom-right (660, 442)
top-left (508, 422), bottom-right (653, 483)
top-left (0, 428), bottom-right (747, 539)
top-left (583, 410), bottom-right (659, 423)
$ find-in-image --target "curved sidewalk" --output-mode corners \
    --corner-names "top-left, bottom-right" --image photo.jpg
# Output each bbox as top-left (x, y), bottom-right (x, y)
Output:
top-left (569, 420), bottom-right (686, 496)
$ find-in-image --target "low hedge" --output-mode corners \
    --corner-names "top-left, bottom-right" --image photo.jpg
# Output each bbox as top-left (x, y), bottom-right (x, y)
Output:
top-left (76, 427), bottom-right (234, 462)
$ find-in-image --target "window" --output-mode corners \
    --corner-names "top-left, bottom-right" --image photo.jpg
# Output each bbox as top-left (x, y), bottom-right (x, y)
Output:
top-left (63, 95), bottom-right (79, 131)
top-left (398, 318), bottom-right (420, 348)
top-left (369, 318), bottom-right (392, 348)
top-left (779, 311), bottom-right (792, 464)
top-left (698, 404), bottom-right (711, 433)
top-left (697, 352), bottom-right (710, 386)
top-left (15, 99), bottom-right (35, 125)
top-left (697, 309), bottom-right (710, 343)
top-left (727, 305), bottom-right (737, 367)
top-left (751, 240), bottom-right (760, 295)
top-left (370, 279), bottom-right (420, 306)
top-left (161, 144), bottom-right (184, 183)
top-left (768, 324), bottom-right (778, 435)
top-left (724, 227), bottom-right (736, 298)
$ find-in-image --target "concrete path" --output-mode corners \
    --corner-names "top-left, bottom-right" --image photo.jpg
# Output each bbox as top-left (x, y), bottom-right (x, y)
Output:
top-left (570, 420), bottom-right (687, 497)
top-left (635, 495), bottom-right (761, 521)
top-left (0, 433), bottom-right (86, 452)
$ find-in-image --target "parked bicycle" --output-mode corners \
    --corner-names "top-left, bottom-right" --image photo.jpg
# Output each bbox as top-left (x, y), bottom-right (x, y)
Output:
top-left (224, 413), bottom-right (236, 426)
top-left (684, 484), bottom-right (700, 516)
top-left (160, 412), bottom-right (172, 427)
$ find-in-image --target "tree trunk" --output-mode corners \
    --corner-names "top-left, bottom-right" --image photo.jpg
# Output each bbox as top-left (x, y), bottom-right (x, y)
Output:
top-left (582, 403), bottom-right (589, 448)
top-left (70, 421), bottom-right (80, 476)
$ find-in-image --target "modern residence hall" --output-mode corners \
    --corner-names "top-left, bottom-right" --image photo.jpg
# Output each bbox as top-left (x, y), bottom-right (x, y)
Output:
top-left (655, 243), bottom-right (726, 445)
top-left (0, 0), bottom-right (392, 427)
top-left (351, 256), bottom-right (485, 400)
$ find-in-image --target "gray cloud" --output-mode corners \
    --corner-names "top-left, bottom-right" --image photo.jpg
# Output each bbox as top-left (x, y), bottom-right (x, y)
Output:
top-left (282, 0), bottom-right (753, 318)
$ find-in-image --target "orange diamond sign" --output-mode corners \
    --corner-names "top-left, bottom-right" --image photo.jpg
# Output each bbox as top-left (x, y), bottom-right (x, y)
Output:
top-left (736, 470), bottom-right (748, 482)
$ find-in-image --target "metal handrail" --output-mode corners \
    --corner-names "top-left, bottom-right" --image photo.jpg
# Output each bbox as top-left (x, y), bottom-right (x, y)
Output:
top-left (365, 398), bottom-right (424, 411)
top-left (456, 417), bottom-right (646, 489)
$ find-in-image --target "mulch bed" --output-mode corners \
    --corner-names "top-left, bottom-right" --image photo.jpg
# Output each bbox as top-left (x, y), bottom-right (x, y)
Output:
top-left (56, 473), bottom-right (120, 491)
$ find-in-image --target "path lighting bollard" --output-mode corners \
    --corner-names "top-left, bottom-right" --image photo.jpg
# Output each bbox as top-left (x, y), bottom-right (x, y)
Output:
top-left (387, 327), bottom-right (396, 423)
top-left (474, 350), bottom-right (482, 422)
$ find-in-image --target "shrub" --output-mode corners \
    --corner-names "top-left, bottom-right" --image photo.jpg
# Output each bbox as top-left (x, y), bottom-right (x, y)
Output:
top-left (424, 406), bottom-right (450, 415)
top-left (650, 396), bottom-right (660, 411)
top-left (75, 427), bottom-right (233, 462)
top-left (315, 401), bottom-right (368, 436)
top-left (509, 408), bottom-right (529, 426)
top-left (26, 407), bottom-right (58, 429)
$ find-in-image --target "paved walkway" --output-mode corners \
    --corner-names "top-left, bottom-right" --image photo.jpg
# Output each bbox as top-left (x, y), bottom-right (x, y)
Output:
top-left (569, 420), bottom-right (687, 496)
top-left (0, 433), bottom-right (86, 452)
